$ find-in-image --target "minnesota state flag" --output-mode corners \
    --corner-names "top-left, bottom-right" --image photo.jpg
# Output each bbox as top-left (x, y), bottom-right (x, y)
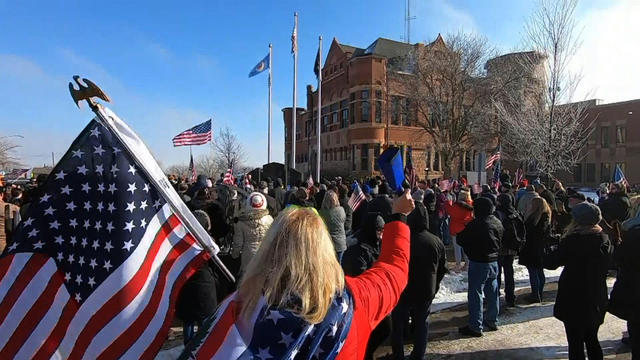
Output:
top-left (248, 54), bottom-right (270, 77)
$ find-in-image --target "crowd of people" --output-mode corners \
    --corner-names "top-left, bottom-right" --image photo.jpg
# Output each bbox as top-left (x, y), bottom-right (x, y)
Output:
top-left (1, 169), bottom-right (638, 359)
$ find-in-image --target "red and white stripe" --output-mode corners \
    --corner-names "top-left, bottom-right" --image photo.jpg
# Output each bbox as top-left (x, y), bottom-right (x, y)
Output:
top-left (485, 151), bottom-right (501, 170)
top-left (223, 169), bottom-right (235, 185)
top-left (0, 204), bottom-right (206, 360)
top-left (348, 184), bottom-right (366, 211)
top-left (173, 131), bottom-right (212, 146)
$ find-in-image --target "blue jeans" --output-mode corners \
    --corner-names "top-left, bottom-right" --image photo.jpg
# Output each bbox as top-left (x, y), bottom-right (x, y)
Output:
top-left (497, 255), bottom-right (515, 304)
top-left (336, 251), bottom-right (344, 265)
top-left (391, 295), bottom-right (431, 360)
top-left (467, 261), bottom-right (499, 332)
top-left (183, 320), bottom-right (198, 345)
top-left (527, 266), bottom-right (546, 299)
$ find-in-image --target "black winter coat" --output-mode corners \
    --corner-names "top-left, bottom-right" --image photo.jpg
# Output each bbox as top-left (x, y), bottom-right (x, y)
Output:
top-left (519, 214), bottom-right (551, 268)
top-left (351, 198), bottom-right (369, 233)
top-left (176, 262), bottom-right (218, 322)
top-left (368, 195), bottom-right (393, 223)
top-left (600, 193), bottom-right (632, 224)
top-left (401, 204), bottom-right (447, 304)
top-left (457, 215), bottom-right (504, 263)
top-left (544, 231), bottom-right (612, 326)
top-left (342, 213), bottom-right (383, 276)
top-left (608, 225), bottom-right (640, 323)
top-left (273, 187), bottom-right (286, 213)
top-left (264, 193), bottom-right (278, 218)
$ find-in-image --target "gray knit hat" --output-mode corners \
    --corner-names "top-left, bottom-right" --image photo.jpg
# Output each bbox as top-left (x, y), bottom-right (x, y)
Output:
top-left (571, 202), bottom-right (602, 226)
top-left (193, 209), bottom-right (211, 231)
top-left (412, 189), bottom-right (425, 202)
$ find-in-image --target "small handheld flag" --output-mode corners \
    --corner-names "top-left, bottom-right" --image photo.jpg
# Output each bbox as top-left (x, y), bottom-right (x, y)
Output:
top-left (348, 181), bottom-right (366, 211)
top-left (485, 144), bottom-right (501, 170)
top-left (613, 164), bottom-right (629, 188)
top-left (248, 54), bottom-right (270, 78)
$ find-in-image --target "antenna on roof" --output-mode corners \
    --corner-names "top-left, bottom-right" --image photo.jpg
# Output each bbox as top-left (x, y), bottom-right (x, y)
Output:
top-left (405, 0), bottom-right (416, 44)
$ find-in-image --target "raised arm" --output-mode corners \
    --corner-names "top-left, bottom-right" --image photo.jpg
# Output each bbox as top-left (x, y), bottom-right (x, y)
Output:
top-left (344, 190), bottom-right (414, 329)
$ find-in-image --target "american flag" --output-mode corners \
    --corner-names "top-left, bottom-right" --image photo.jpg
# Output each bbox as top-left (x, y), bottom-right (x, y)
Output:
top-left (348, 181), bottom-right (366, 211)
top-left (179, 291), bottom-right (353, 359)
top-left (172, 119), bottom-right (212, 147)
top-left (223, 169), bottom-right (235, 185)
top-left (515, 165), bottom-right (524, 185)
top-left (614, 164), bottom-right (629, 188)
top-left (404, 148), bottom-right (416, 190)
top-left (485, 145), bottom-right (502, 170)
top-left (0, 112), bottom-right (212, 359)
top-left (291, 16), bottom-right (298, 54)
top-left (306, 174), bottom-right (314, 189)
top-left (492, 159), bottom-right (502, 190)
top-left (189, 153), bottom-right (197, 183)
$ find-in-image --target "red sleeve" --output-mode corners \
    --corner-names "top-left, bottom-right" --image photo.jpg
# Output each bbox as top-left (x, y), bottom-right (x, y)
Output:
top-left (345, 220), bottom-right (410, 329)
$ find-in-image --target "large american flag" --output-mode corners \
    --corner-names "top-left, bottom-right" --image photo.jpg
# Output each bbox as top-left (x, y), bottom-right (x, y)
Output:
top-left (0, 116), bottom-right (211, 359)
top-left (348, 181), bottom-right (366, 211)
top-left (172, 119), bottom-right (212, 147)
top-left (485, 145), bottom-right (502, 170)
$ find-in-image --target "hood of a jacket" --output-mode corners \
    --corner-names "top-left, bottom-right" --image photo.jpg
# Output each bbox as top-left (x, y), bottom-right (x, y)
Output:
top-left (408, 202), bottom-right (429, 233)
top-left (239, 208), bottom-right (270, 222)
top-left (496, 193), bottom-right (515, 211)
top-left (473, 197), bottom-right (495, 218)
top-left (358, 212), bottom-right (385, 247)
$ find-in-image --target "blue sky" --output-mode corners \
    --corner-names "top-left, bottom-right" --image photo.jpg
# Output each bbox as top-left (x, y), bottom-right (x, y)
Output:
top-left (1, 0), bottom-right (637, 169)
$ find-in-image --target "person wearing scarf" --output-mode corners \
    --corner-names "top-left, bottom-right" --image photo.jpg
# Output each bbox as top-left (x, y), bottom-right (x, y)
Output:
top-left (179, 190), bottom-right (414, 360)
top-left (544, 202), bottom-right (612, 360)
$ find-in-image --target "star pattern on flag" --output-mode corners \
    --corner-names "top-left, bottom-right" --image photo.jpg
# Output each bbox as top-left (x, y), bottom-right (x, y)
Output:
top-left (6, 122), bottom-right (166, 304)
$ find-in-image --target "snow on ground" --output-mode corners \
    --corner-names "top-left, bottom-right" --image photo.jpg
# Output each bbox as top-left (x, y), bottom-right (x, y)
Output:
top-left (432, 263), bottom-right (563, 312)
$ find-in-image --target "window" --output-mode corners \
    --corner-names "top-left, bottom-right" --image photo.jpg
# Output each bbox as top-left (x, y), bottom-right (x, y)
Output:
top-left (401, 98), bottom-right (410, 126)
top-left (361, 90), bottom-right (370, 122)
top-left (352, 145), bottom-right (356, 171)
top-left (322, 115), bottom-right (329, 133)
top-left (573, 163), bottom-right (583, 183)
top-left (600, 162), bottom-right (611, 182)
top-left (465, 151), bottom-right (472, 171)
top-left (341, 100), bottom-right (349, 128)
top-left (285, 126), bottom-right (289, 141)
top-left (585, 163), bottom-right (596, 183)
top-left (616, 126), bottom-right (626, 144)
top-left (339, 62), bottom-right (343, 70)
top-left (433, 152), bottom-right (440, 171)
top-left (340, 147), bottom-right (343, 161)
top-left (375, 90), bottom-right (383, 123)
top-left (391, 96), bottom-right (400, 125)
top-left (360, 144), bottom-right (369, 171)
top-left (332, 112), bottom-right (338, 125)
top-left (350, 93), bottom-right (356, 124)
top-left (601, 126), bottom-right (609, 147)
top-left (426, 149), bottom-right (431, 170)
top-left (374, 144), bottom-right (381, 171)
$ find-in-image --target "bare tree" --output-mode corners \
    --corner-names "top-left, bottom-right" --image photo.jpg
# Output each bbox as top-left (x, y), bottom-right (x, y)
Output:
top-left (495, 0), bottom-right (592, 178)
top-left (0, 136), bottom-right (21, 170)
top-left (196, 151), bottom-right (222, 178)
top-left (213, 126), bottom-right (246, 171)
top-left (165, 164), bottom-right (190, 177)
top-left (393, 33), bottom-right (524, 176)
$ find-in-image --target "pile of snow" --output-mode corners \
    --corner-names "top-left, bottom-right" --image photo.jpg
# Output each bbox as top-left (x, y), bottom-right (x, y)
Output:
top-left (431, 263), bottom-right (563, 312)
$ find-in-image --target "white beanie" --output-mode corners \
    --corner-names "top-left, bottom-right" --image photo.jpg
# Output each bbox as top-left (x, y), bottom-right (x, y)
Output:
top-left (247, 192), bottom-right (267, 210)
top-left (206, 179), bottom-right (213, 188)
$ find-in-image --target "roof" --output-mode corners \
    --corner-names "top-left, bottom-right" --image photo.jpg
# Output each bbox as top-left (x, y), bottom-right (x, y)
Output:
top-left (336, 42), bottom-right (359, 54)
top-left (353, 37), bottom-right (417, 59)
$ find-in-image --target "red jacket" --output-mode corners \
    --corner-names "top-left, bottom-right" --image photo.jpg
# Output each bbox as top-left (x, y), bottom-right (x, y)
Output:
top-left (337, 220), bottom-right (410, 360)
top-left (445, 200), bottom-right (474, 236)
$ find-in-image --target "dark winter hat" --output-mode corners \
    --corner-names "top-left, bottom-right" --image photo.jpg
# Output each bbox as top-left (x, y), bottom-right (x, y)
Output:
top-left (275, 178), bottom-right (283, 187)
top-left (496, 193), bottom-right (513, 209)
top-left (259, 181), bottom-right (268, 190)
top-left (362, 184), bottom-right (371, 195)
top-left (481, 184), bottom-right (491, 193)
top-left (571, 202), bottom-right (602, 226)
top-left (473, 196), bottom-right (495, 218)
top-left (193, 209), bottom-right (211, 231)
top-left (379, 182), bottom-right (390, 195)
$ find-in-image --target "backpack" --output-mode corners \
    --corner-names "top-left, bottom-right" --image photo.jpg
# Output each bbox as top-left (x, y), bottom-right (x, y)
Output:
top-left (502, 211), bottom-right (526, 252)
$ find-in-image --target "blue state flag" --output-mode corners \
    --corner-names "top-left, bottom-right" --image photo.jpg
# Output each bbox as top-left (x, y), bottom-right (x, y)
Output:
top-left (248, 54), bottom-right (270, 77)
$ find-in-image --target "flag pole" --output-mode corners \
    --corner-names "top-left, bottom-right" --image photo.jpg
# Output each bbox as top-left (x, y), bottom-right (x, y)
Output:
top-left (268, 43), bottom-right (273, 164)
top-left (316, 35), bottom-right (322, 183)
top-left (292, 12), bottom-right (298, 173)
top-left (69, 76), bottom-right (235, 283)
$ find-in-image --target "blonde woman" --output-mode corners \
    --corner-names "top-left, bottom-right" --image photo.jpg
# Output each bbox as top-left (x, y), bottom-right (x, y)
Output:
top-left (519, 197), bottom-right (552, 303)
top-left (320, 190), bottom-right (347, 263)
top-left (179, 191), bottom-right (415, 360)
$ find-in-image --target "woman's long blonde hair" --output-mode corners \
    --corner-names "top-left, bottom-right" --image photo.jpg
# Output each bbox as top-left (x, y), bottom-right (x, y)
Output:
top-left (525, 197), bottom-right (551, 225)
top-left (321, 190), bottom-right (340, 209)
top-left (238, 207), bottom-right (345, 324)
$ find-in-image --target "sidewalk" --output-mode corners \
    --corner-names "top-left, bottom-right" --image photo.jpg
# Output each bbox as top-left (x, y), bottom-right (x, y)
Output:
top-left (375, 280), bottom-right (632, 360)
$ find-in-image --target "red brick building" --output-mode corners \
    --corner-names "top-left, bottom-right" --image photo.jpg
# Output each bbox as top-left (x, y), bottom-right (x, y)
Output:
top-left (283, 36), bottom-right (487, 181)
top-left (558, 99), bottom-right (640, 188)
